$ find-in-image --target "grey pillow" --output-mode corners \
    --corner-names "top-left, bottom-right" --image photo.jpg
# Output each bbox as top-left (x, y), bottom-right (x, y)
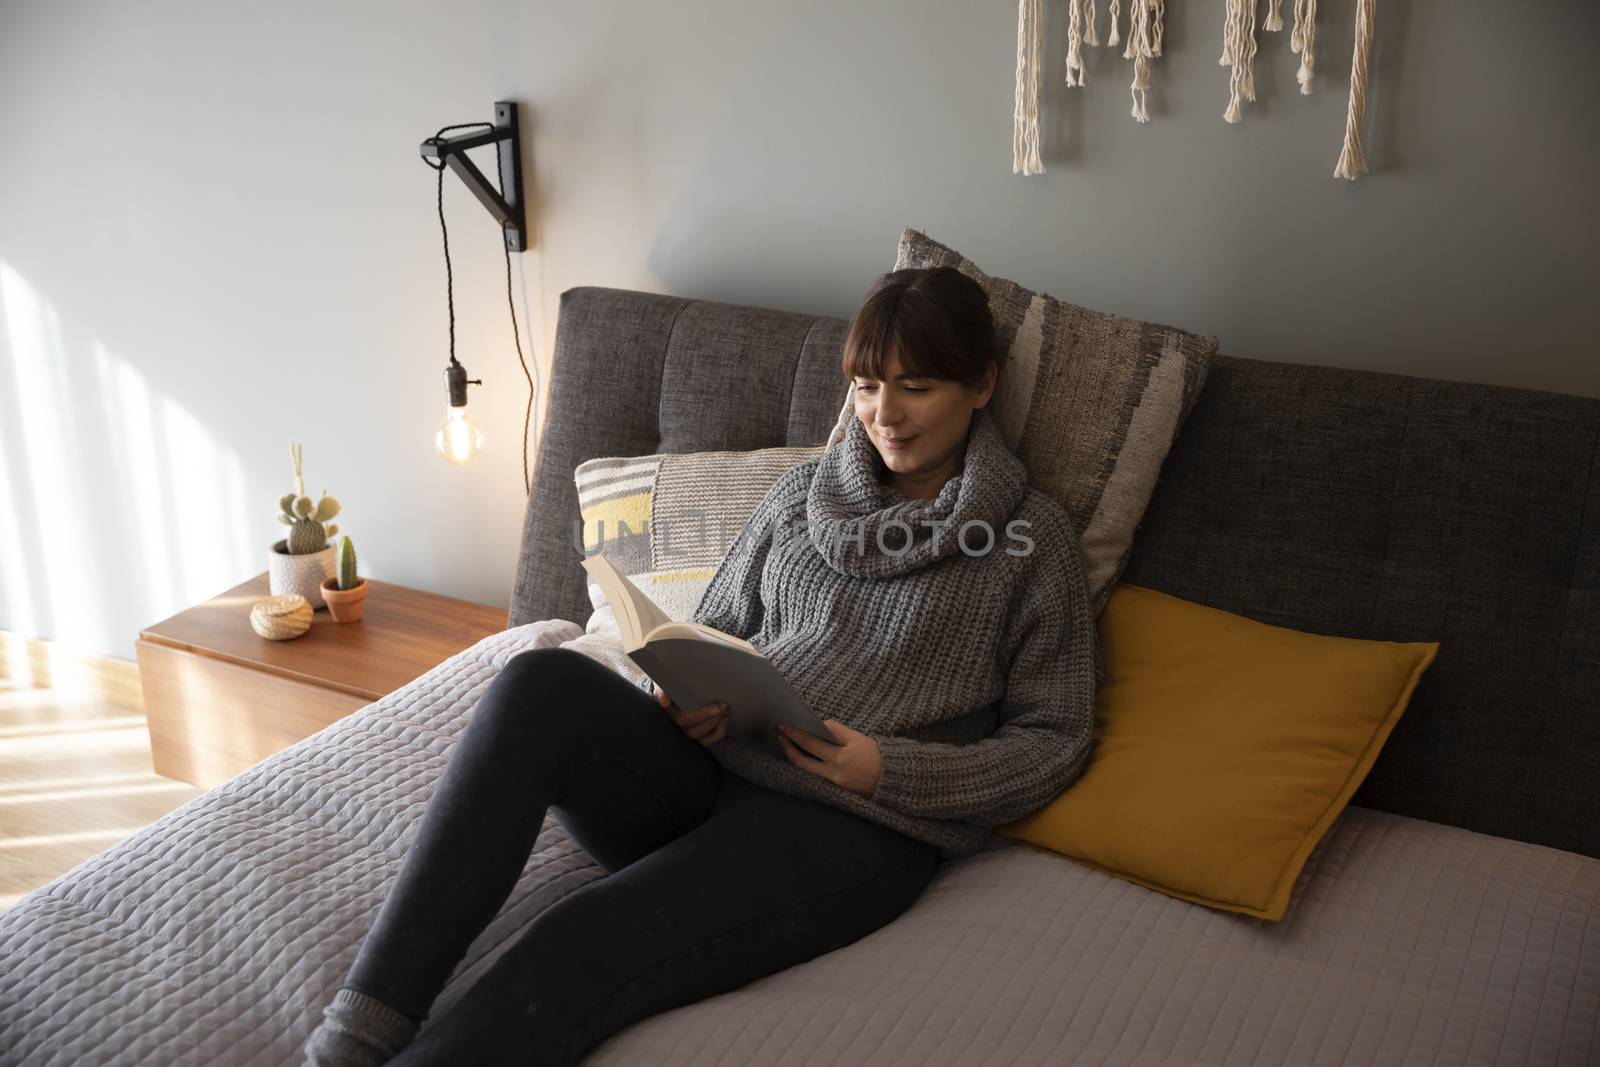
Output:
top-left (828, 229), bottom-right (1217, 618)
top-left (572, 444), bottom-right (822, 634)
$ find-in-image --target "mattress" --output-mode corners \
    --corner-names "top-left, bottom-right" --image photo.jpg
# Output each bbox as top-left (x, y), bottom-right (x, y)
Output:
top-left (1, 622), bottom-right (1595, 1066)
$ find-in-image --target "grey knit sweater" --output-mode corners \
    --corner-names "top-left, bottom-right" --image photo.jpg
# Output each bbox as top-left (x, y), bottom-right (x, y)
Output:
top-left (666, 406), bottom-right (1103, 860)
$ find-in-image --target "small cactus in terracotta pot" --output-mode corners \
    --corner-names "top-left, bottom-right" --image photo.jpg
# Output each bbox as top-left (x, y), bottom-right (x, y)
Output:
top-left (321, 535), bottom-right (368, 622)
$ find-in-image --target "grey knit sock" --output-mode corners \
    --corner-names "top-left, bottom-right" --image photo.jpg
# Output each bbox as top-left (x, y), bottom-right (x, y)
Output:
top-left (303, 988), bottom-right (420, 1067)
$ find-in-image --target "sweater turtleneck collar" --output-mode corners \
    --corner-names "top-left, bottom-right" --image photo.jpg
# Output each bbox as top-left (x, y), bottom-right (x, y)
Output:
top-left (804, 405), bottom-right (1027, 578)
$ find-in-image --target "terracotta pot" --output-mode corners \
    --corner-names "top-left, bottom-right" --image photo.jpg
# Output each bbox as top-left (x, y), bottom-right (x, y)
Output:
top-left (320, 576), bottom-right (368, 622)
top-left (269, 539), bottom-right (336, 609)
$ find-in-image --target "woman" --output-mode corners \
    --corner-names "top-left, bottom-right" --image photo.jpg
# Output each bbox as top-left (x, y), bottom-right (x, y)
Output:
top-left (304, 267), bottom-right (1100, 1067)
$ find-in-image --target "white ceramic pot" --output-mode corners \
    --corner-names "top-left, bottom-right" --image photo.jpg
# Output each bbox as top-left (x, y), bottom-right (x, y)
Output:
top-left (269, 540), bottom-right (337, 609)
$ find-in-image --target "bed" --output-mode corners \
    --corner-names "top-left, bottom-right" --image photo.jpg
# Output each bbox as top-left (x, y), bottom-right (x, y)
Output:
top-left (2, 286), bottom-right (1596, 1066)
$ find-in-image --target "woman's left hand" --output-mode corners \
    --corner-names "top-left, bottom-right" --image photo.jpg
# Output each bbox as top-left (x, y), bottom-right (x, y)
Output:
top-left (778, 720), bottom-right (881, 798)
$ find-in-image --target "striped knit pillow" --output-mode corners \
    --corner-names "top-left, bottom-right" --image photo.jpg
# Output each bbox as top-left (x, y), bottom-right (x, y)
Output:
top-left (829, 228), bottom-right (1217, 619)
top-left (574, 446), bottom-right (822, 637)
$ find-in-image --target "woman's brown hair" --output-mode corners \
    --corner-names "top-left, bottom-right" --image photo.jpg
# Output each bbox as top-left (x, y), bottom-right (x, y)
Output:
top-left (842, 267), bottom-right (999, 390)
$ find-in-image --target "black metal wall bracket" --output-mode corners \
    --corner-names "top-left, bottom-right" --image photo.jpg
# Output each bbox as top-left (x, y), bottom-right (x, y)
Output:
top-left (419, 101), bottom-right (527, 252)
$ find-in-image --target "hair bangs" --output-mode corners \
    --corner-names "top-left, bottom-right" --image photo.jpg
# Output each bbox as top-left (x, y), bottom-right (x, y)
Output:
top-left (842, 285), bottom-right (968, 384)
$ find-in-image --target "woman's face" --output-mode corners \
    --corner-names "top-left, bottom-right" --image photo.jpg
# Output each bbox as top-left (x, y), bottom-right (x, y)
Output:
top-left (851, 348), bottom-right (996, 490)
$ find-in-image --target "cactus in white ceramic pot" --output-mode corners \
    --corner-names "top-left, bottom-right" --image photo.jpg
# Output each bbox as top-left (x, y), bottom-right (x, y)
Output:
top-left (276, 443), bottom-right (340, 554)
top-left (268, 442), bottom-right (341, 609)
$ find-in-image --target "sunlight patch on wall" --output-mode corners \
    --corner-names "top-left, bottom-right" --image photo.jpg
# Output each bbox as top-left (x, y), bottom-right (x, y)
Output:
top-left (2, 261), bottom-right (87, 646)
top-left (90, 339), bottom-right (254, 627)
top-left (155, 381), bottom-right (252, 599)
top-left (0, 428), bottom-right (30, 636)
top-left (91, 343), bottom-right (180, 617)
top-left (2, 260), bottom-right (252, 665)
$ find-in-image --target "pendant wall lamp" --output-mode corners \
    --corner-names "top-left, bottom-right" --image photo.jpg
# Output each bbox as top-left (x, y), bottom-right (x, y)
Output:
top-left (418, 100), bottom-right (538, 488)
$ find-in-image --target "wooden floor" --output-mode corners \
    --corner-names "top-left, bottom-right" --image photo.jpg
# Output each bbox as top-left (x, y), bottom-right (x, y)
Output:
top-left (0, 677), bottom-right (203, 911)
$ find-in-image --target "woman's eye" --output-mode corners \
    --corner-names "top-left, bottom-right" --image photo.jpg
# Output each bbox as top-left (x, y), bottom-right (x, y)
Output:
top-left (903, 386), bottom-right (928, 393)
top-left (854, 383), bottom-right (878, 393)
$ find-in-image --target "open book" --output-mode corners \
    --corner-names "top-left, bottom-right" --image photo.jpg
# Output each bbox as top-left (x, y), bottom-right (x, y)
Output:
top-left (580, 554), bottom-right (840, 751)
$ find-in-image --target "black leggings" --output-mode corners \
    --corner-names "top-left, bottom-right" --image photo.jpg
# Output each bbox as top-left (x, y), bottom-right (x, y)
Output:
top-left (343, 646), bottom-right (941, 1066)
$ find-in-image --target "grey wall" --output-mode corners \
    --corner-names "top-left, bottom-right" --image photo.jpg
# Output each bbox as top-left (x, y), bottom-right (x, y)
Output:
top-left (2, 0), bottom-right (1597, 663)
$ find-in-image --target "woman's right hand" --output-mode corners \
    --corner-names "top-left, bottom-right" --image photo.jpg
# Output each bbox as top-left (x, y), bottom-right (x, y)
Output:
top-left (653, 683), bottom-right (727, 747)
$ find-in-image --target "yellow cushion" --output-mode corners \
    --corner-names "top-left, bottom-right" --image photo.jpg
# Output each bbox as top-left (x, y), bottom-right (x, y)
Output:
top-left (997, 583), bottom-right (1440, 921)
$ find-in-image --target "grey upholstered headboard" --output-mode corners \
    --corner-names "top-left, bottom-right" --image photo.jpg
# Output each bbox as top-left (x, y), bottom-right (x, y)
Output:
top-left (510, 284), bottom-right (1600, 861)
top-left (510, 286), bottom-right (851, 627)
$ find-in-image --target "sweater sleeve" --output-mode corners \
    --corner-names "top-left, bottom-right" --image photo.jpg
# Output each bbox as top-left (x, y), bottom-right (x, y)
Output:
top-left (867, 513), bottom-right (1099, 825)
top-left (689, 468), bottom-right (801, 642)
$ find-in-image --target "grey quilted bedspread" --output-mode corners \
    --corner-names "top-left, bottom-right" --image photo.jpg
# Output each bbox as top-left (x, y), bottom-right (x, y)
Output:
top-left (2, 622), bottom-right (1596, 1066)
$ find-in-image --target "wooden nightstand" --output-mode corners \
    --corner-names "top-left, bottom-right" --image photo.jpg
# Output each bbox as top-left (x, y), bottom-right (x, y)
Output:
top-left (136, 572), bottom-right (507, 788)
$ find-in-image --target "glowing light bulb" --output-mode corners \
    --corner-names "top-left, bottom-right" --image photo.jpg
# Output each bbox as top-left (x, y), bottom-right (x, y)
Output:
top-left (436, 406), bottom-right (484, 465)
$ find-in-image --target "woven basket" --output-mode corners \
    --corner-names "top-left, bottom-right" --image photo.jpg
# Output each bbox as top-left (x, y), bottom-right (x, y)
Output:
top-left (250, 594), bottom-right (313, 640)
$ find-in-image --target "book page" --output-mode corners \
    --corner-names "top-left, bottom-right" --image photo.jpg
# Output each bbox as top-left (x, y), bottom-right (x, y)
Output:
top-left (580, 555), bottom-right (674, 650)
top-left (648, 620), bottom-right (760, 656)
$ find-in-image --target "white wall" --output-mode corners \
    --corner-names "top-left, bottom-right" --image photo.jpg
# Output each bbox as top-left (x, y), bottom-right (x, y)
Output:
top-left (3, 0), bottom-right (1597, 662)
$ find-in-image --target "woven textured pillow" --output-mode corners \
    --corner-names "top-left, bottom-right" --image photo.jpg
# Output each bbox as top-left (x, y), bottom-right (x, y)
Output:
top-left (574, 445), bottom-right (823, 637)
top-left (998, 583), bottom-right (1440, 922)
top-left (829, 228), bottom-right (1217, 618)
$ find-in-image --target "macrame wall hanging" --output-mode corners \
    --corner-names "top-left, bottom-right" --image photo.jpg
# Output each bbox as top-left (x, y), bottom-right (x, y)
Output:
top-left (1013, 0), bottom-right (1378, 179)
